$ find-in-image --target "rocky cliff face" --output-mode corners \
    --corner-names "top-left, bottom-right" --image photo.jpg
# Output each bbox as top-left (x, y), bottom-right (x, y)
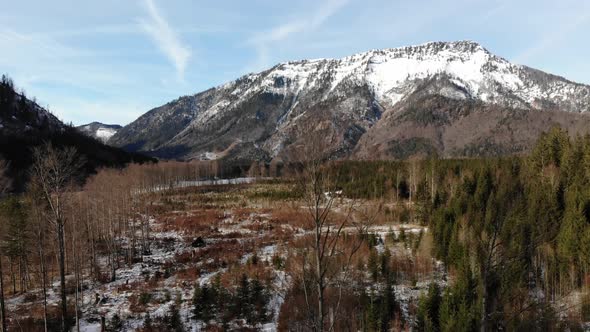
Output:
top-left (110, 41), bottom-right (590, 161)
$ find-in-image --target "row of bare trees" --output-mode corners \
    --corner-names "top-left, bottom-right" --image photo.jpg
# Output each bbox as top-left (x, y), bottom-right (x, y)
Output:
top-left (0, 145), bottom-right (225, 331)
top-left (30, 144), bottom-right (82, 332)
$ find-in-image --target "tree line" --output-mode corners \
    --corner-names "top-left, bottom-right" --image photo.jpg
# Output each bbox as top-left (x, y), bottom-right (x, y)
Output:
top-left (0, 146), bottom-right (226, 332)
top-left (325, 127), bottom-right (590, 330)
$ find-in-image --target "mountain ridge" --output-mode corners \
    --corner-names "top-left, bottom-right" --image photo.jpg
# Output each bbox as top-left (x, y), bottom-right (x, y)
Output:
top-left (109, 41), bottom-right (590, 162)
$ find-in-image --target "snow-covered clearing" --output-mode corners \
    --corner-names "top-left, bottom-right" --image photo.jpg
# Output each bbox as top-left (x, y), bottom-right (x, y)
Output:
top-left (5, 180), bottom-right (446, 331)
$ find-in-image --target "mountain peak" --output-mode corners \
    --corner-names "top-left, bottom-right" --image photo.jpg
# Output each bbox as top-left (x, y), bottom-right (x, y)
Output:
top-left (110, 41), bottom-right (590, 161)
top-left (378, 40), bottom-right (488, 56)
top-left (262, 41), bottom-right (490, 74)
top-left (417, 39), bottom-right (485, 50)
top-left (82, 121), bottom-right (122, 129)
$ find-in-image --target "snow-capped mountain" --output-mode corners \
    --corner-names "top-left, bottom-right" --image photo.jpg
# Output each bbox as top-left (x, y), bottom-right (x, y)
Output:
top-left (110, 41), bottom-right (590, 161)
top-left (77, 122), bottom-right (122, 143)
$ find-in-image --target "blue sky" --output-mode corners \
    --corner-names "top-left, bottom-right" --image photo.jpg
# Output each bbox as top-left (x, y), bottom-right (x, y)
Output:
top-left (1, 0), bottom-right (589, 125)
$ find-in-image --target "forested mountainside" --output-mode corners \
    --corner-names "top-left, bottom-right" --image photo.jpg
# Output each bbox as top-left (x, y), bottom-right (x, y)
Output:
top-left (110, 41), bottom-right (590, 162)
top-left (0, 75), bottom-right (154, 191)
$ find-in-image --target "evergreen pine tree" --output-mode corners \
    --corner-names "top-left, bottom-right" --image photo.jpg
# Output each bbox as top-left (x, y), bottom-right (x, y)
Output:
top-left (236, 274), bottom-right (251, 320)
top-left (143, 312), bottom-right (153, 331)
top-left (193, 284), bottom-right (213, 322)
top-left (368, 250), bottom-right (379, 281)
top-left (165, 304), bottom-right (185, 332)
top-left (380, 248), bottom-right (391, 279)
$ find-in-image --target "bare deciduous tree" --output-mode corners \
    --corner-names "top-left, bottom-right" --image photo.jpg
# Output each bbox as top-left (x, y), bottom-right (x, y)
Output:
top-left (27, 183), bottom-right (50, 332)
top-left (292, 131), bottom-right (376, 332)
top-left (31, 144), bottom-right (83, 332)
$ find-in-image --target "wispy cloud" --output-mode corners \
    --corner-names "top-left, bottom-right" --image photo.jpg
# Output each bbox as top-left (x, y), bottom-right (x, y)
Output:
top-left (139, 0), bottom-right (191, 78)
top-left (33, 24), bottom-right (142, 38)
top-left (513, 9), bottom-right (590, 64)
top-left (0, 29), bottom-right (133, 90)
top-left (246, 0), bottom-right (350, 71)
top-left (0, 27), bottom-right (182, 125)
top-left (479, 1), bottom-right (508, 23)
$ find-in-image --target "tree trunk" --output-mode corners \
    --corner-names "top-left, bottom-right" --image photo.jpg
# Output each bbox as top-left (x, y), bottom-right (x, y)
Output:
top-left (431, 163), bottom-right (436, 204)
top-left (481, 295), bottom-right (487, 332)
top-left (0, 257), bottom-right (7, 332)
top-left (75, 260), bottom-right (80, 332)
top-left (58, 221), bottom-right (68, 332)
top-left (315, 226), bottom-right (324, 332)
top-left (73, 226), bottom-right (80, 332)
top-left (39, 243), bottom-right (48, 332)
top-left (396, 171), bottom-right (400, 202)
top-left (9, 259), bottom-right (14, 295)
top-left (480, 271), bottom-right (487, 332)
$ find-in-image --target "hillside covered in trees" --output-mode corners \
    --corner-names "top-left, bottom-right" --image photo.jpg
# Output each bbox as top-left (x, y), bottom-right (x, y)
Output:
top-left (0, 75), bottom-right (154, 191)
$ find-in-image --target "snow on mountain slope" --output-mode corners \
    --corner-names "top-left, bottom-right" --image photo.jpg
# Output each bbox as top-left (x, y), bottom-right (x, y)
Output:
top-left (183, 41), bottom-right (589, 131)
top-left (77, 122), bottom-right (122, 143)
top-left (110, 41), bottom-right (590, 161)
top-left (251, 40), bottom-right (588, 111)
top-left (95, 127), bottom-right (118, 140)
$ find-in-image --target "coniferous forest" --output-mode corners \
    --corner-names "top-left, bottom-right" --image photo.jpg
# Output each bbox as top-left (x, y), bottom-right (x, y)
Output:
top-left (326, 127), bottom-right (590, 330)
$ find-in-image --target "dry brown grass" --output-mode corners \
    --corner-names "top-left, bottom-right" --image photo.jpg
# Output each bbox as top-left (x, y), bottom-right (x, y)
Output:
top-left (161, 209), bottom-right (224, 235)
top-left (176, 266), bottom-right (201, 281)
top-left (269, 207), bottom-right (313, 230)
top-left (128, 292), bottom-right (147, 313)
top-left (218, 262), bottom-right (274, 290)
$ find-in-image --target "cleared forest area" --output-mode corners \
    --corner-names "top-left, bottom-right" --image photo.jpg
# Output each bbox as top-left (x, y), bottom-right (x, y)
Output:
top-left (3, 127), bottom-right (590, 331)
